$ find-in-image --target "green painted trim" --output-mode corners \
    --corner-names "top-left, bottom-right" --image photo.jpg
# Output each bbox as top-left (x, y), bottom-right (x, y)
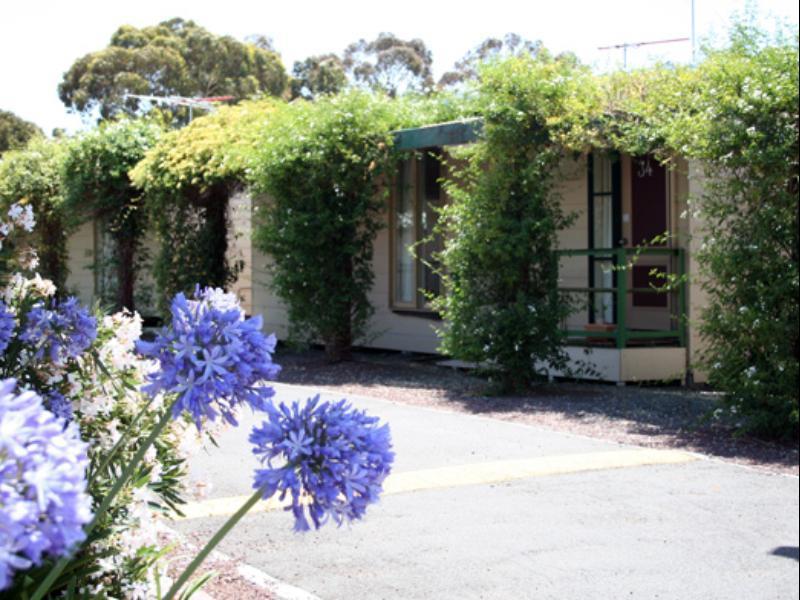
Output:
top-left (565, 330), bottom-right (681, 339)
top-left (393, 118), bottom-right (483, 150)
top-left (626, 331), bottom-right (681, 339)
top-left (565, 330), bottom-right (618, 338)
top-left (615, 247), bottom-right (628, 349)
top-left (677, 248), bottom-right (687, 347)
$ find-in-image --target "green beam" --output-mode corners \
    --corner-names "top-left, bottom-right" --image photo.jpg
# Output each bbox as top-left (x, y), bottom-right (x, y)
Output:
top-left (393, 118), bottom-right (483, 150)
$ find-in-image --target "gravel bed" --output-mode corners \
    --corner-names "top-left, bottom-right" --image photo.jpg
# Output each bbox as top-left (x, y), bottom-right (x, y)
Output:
top-left (160, 527), bottom-right (274, 600)
top-left (276, 348), bottom-right (799, 477)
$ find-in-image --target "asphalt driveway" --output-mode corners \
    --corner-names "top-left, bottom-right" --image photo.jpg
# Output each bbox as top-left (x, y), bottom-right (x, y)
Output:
top-left (173, 382), bottom-right (799, 600)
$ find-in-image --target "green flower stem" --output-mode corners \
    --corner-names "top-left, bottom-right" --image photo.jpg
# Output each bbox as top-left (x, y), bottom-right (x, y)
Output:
top-left (88, 394), bottom-right (152, 485)
top-left (87, 349), bottom-right (154, 484)
top-left (31, 404), bottom-right (176, 600)
top-left (163, 489), bottom-right (264, 600)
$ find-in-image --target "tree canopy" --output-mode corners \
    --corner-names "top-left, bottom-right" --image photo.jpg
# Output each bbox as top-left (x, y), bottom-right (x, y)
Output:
top-left (438, 34), bottom-right (544, 88)
top-left (290, 54), bottom-right (348, 100)
top-left (0, 110), bottom-right (43, 154)
top-left (343, 33), bottom-right (433, 97)
top-left (58, 18), bottom-right (287, 121)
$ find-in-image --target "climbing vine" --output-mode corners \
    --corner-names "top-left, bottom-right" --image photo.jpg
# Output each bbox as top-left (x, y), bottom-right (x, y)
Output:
top-left (0, 137), bottom-right (70, 290)
top-left (131, 100), bottom-right (275, 311)
top-left (434, 24), bottom-right (797, 434)
top-left (432, 51), bottom-right (601, 391)
top-left (63, 119), bottom-right (162, 312)
top-left (247, 92), bottom-right (432, 360)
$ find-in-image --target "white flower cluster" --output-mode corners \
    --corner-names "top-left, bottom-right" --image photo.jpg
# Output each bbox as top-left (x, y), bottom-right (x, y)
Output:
top-left (1, 203), bottom-right (40, 270)
top-left (0, 203), bottom-right (35, 243)
top-left (98, 310), bottom-right (144, 371)
top-left (2, 273), bottom-right (56, 305)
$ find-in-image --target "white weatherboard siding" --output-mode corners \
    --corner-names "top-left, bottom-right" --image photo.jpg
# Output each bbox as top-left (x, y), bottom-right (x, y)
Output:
top-left (228, 189), bottom-right (254, 316)
top-left (686, 162), bottom-right (710, 383)
top-left (367, 222), bottom-right (441, 354)
top-left (64, 220), bottom-right (95, 306)
top-left (59, 152), bottom-right (705, 384)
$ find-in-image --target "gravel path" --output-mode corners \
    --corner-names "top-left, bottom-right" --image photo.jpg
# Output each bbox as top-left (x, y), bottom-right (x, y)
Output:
top-left (276, 348), bottom-right (799, 476)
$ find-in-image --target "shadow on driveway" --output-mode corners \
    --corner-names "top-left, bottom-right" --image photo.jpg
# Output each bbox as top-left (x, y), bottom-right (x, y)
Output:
top-left (276, 348), bottom-right (799, 475)
top-left (771, 547), bottom-right (800, 561)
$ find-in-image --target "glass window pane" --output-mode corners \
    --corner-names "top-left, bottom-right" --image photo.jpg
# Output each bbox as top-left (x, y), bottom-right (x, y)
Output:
top-left (395, 159), bottom-right (416, 304)
top-left (593, 153), bottom-right (613, 194)
top-left (593, 261), bottom-right (614, 324)
top-left (593, 195), bottom-right (613, 249)
top-left (418, 152), bottom-right (442, 303)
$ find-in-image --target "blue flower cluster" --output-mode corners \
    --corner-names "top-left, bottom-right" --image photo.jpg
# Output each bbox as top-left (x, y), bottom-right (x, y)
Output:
top-left (0, 301), bottom-right (14, 354)
top-left (137, 287), bottom-right (281, 428)
top-left (250, 395), bottom-right (394, 531)
top-left (0, 379), bottom-right (93, 591)
top-left (20, 297), bottom-right (97, 366)
top-left (45, 389), bottom-right (73, 422)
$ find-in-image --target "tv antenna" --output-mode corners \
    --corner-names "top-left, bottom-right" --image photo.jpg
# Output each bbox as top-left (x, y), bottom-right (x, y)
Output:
top-left (122, 94), bottom-right (235, 121)
top-left (598, 37), bottom-right (690, 69)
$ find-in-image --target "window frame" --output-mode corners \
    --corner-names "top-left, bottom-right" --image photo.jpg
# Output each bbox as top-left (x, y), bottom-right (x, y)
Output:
top-left (389, 147), bottom-right (443, 315)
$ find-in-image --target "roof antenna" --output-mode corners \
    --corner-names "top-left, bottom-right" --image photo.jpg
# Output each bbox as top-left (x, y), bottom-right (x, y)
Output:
top-left (598, 37), bottom-right (690, 69)
top-left (122, 94), bottom-right (235, 121)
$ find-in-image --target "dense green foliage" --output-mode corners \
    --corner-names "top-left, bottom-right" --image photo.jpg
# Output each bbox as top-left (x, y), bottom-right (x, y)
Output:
top-left (673, 30), bottom-right (797, 438)
top-left (0, 109), bottom-right (43, 154)
top-left (63, 119), bottom-right (162, 311)
top-left (249, 92), bottom-right (404, 360)
top-left (59, 18), bottom-right (287, 121)
top-left (432, 53), bottom-right (599, 391)
top-left (131, 100), bottom-right (275, 311)
top-left (438, 34), bottom-right (544, 88)
top-left (0, 138), bottom-right (70, 289)
top-left (4, 18), bottom-right (789, 436)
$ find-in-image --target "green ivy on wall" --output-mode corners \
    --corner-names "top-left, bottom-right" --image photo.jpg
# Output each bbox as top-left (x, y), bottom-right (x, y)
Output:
top-left (63, 119), bottom-right (163, 312)
top-left (131, 100), bottom-right (276, 312)
top-left (0, 137), bottom-right (70, 290)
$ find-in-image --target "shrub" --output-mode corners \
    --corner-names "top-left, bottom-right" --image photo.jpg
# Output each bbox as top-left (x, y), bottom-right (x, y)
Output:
top-left (678, 28), bottom-right (798, 438)
top-left (249, 92), bottom-right (402, 361)
top-left (131, 100), bottom-right (276, 312)
top-left (0, 207), bottom-right (192, 596)
top-left (433, 52), bottom-right (600, 391)
top-left (0, 138), bottom-right (70, 290)
top-left (63, 119), bottom-right (162, 312)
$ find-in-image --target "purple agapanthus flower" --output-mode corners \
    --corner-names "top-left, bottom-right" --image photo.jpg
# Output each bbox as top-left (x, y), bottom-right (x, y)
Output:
top-left (45, 389), bottom-right (73, 422)
top-left (20, 297), bottom-right (97, 366)
top-left (250, 395), bottom-right (394, 532)
top-left (136, 287), bottom-right (281, 428)
top-left (0, 379), bottom-right (93, 591)
top-left (0, 301), bottom-right (14, 354)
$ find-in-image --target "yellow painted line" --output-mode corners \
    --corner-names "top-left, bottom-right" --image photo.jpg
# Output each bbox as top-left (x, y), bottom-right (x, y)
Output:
top-left (174, 448), bottom-right (698, 521)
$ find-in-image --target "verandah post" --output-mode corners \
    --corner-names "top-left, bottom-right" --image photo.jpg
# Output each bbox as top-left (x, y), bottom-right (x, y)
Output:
top-left (615, 247), bottom-right (628, 349)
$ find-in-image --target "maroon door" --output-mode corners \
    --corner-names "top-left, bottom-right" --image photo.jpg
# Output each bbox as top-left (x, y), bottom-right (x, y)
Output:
top-left (628, 155), bottom-right (670, 325)
top-left (631, 156), bottom-right (667, 246)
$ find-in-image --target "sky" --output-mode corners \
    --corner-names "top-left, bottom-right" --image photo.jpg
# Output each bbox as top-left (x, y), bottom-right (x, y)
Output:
top-left (1, 0), bottom-right (797, 135)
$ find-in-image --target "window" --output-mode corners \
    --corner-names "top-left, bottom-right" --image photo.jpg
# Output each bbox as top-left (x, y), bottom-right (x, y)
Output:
top-left (391, 149), bottom-right (443, 311)
top-left (588, 152), bottom-right (621, 325)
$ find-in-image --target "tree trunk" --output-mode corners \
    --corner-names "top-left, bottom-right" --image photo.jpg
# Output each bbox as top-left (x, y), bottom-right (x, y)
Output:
top-left (117, 236), bottom-right (136, 311)
top-left (325, 327), bottom-right (353, 363)
top-left (324, 255), bottom-right (354, 362)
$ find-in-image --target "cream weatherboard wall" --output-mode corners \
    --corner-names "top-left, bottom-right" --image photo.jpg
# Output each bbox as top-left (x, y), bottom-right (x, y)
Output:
top-left (61, 154), bottom-right (707, 383)
top-left (64, 221), bottom-right (95, 306)
top-left (64, 191), bottom-right (256, 318)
